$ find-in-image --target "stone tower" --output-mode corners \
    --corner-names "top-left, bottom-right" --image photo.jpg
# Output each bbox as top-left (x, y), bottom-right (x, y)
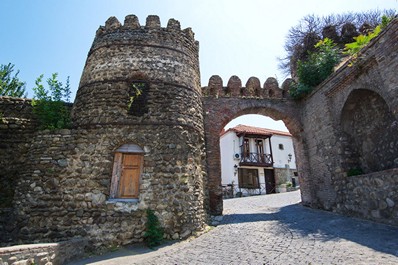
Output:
top-left (71, 15), bottom-right (207, 242)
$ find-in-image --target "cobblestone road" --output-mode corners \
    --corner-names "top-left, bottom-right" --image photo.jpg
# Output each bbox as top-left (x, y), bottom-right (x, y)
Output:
top-left (73, 191), bottom-right (398, 265)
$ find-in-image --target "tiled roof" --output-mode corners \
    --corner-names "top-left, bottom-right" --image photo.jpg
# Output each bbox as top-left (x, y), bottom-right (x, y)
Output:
top-left (221, 124), bottom-right (292, 137)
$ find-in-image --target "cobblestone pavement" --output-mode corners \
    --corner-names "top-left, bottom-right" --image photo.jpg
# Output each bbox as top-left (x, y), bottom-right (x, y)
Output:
top-left (72, 190), bottom-right (398, 265)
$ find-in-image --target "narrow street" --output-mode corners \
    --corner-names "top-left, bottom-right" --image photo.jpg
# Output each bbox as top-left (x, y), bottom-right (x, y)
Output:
top-left (72, 190), bottom-right (398, 265)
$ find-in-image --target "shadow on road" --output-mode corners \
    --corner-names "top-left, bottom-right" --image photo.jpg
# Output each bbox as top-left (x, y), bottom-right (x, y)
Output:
top-left (221, 203), bottom-right (398, 257)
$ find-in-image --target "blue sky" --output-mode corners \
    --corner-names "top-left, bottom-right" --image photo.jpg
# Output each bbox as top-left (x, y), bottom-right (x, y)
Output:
top-left (1, 0), bottom-right (396, 131)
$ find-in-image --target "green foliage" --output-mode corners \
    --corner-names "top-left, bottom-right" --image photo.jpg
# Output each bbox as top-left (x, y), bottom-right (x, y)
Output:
top-left (289, 38), bottom-right (341, 99)
top-left (347, 167), bottom-right (364, 177)
top-left (344, 25), bottom-right (381, 57)
top-left (279, 9), bottom-right (396, 75)
top-left (127, 82), bottom-right (145, 110)
top-left (0, 63), bottom-right (26, 97)
top-left (381, 14), bottom-right (394, 29)
top-left (144, 209), bottom-right (164, 248)
top-left (32, 73), bottom-right (71, 130)
top-left (289, 83), bottom-right (312, 99)
top-left (344, 14), bottom-right (394, 65)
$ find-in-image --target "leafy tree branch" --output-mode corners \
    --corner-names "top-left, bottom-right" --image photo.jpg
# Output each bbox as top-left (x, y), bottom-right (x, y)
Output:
top-left (32, 73), bottom-right (71, 130)
top-left (0, 63), bottom-right (26, 97)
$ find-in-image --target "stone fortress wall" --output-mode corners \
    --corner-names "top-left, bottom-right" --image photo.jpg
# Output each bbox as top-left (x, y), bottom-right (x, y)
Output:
top-left (0, 14), bottom-right (397, 256)
top-left (300, 18), bottom-right (398, 223)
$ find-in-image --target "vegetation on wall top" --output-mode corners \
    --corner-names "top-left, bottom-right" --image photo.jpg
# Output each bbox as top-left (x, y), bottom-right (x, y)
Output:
top-left (0, 63), bottom-right (26, 98)
top-left (32, 73), bottom-right (72, 130)
top-left (289, 38), bottom-right (341, 99)
top-left (286, 12), bottom-right (396, 100)
top-left (279, 9), bottom-right (396, 77)
top-left (343, 15), bottom-right (394, 64)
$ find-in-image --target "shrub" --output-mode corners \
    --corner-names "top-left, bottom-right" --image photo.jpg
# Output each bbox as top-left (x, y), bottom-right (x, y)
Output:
top-left (32, 73), bottom-right (71, 130)
top-left (344, 25), bottom-right (381, 57)
top-left (144, 209), bottom-right (164, 248)
top-left (279, 10), bottom-right (396, 76)
top-left (289, 38), bottom-right (341, 99)
top-left (289, 82), bottom-right (312, 99)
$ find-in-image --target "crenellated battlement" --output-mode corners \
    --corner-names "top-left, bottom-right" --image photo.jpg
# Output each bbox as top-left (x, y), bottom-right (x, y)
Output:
top-left (95, 14), bottom-right (194, 34)
top-left (202, 75), bottom-right (294, 99)
top-left (92, 15), bottom-right (197, 52)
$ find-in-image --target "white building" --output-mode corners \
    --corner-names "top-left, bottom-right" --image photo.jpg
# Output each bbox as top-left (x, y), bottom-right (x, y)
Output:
top-left (220, 124), bottom-right (297, 197)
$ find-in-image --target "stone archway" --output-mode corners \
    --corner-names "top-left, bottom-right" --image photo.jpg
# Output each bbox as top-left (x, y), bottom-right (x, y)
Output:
top-left (340, 89), bottom-right (398, 174)
top-left (201, 75), bottom-right (311, 215)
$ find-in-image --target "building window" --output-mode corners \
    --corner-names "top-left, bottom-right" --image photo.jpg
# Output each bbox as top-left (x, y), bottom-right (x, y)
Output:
top-left (110, 144), bottom-right (144, 199)
top-left (243, 138), bottom-right (250, 158)
top-left (238, 168), bottom-right (259, 189)
top-left (278, 144), bottom-right (284, 150)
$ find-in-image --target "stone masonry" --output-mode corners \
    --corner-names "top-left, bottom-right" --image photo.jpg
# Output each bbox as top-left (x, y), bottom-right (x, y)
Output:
top-left (0, 14), bottom-right (397, 258)
top-left (1, 15), bottom-right (207, 249)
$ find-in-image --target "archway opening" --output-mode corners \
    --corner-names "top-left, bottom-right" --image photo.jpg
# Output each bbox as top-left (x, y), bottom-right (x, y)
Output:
top-left (340, 89), bottom-right (398, 174)
top-left (203, 95), bottom-right (309, 215)
top-left (219, 114), bottom-right (300, 199)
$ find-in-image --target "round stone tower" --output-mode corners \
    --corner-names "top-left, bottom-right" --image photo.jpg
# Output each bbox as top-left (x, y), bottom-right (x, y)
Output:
top-left (73, 14), bottom-right (201, 127)
top-left (71, 15), bottom-right (207, 242)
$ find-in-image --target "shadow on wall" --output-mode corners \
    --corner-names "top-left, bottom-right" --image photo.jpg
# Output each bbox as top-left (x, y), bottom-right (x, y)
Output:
top-left (340, 89), bottom-right (398, 173)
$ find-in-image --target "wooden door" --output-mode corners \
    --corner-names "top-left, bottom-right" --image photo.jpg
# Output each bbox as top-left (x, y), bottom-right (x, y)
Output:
top-left (264, 169), bottom-right (276, 194)
top-left (118, 154), bottom-right (142, 198)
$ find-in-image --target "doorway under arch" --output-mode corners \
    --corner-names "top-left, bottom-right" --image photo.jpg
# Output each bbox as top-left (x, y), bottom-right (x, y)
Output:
top-left (220, 115), bottom-right (299, 199)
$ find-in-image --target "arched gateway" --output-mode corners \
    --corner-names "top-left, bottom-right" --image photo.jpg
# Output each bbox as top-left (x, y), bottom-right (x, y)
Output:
top-left (201, 75), bottom-right (312, 215)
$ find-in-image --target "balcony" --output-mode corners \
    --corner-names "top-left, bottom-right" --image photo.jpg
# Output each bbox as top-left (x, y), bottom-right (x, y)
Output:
top-left (240, 153), bottom-right (273, 167)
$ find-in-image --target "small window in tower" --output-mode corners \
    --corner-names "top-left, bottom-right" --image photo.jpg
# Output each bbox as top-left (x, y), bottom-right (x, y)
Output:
top-left (279, 144), bottom-right (284, 150)
top-left (128, 81), bottom-right (149, 116)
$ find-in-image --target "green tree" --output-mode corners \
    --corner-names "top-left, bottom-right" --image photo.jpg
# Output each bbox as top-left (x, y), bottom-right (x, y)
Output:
top-left (0, 63), bottom-right (26, 97)
top-left (32, 73), bottom-right (71, 130)
top-left (289, 38), bottom-right (341, 99)
top-left (279, 9), bottom-right (396, 76)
